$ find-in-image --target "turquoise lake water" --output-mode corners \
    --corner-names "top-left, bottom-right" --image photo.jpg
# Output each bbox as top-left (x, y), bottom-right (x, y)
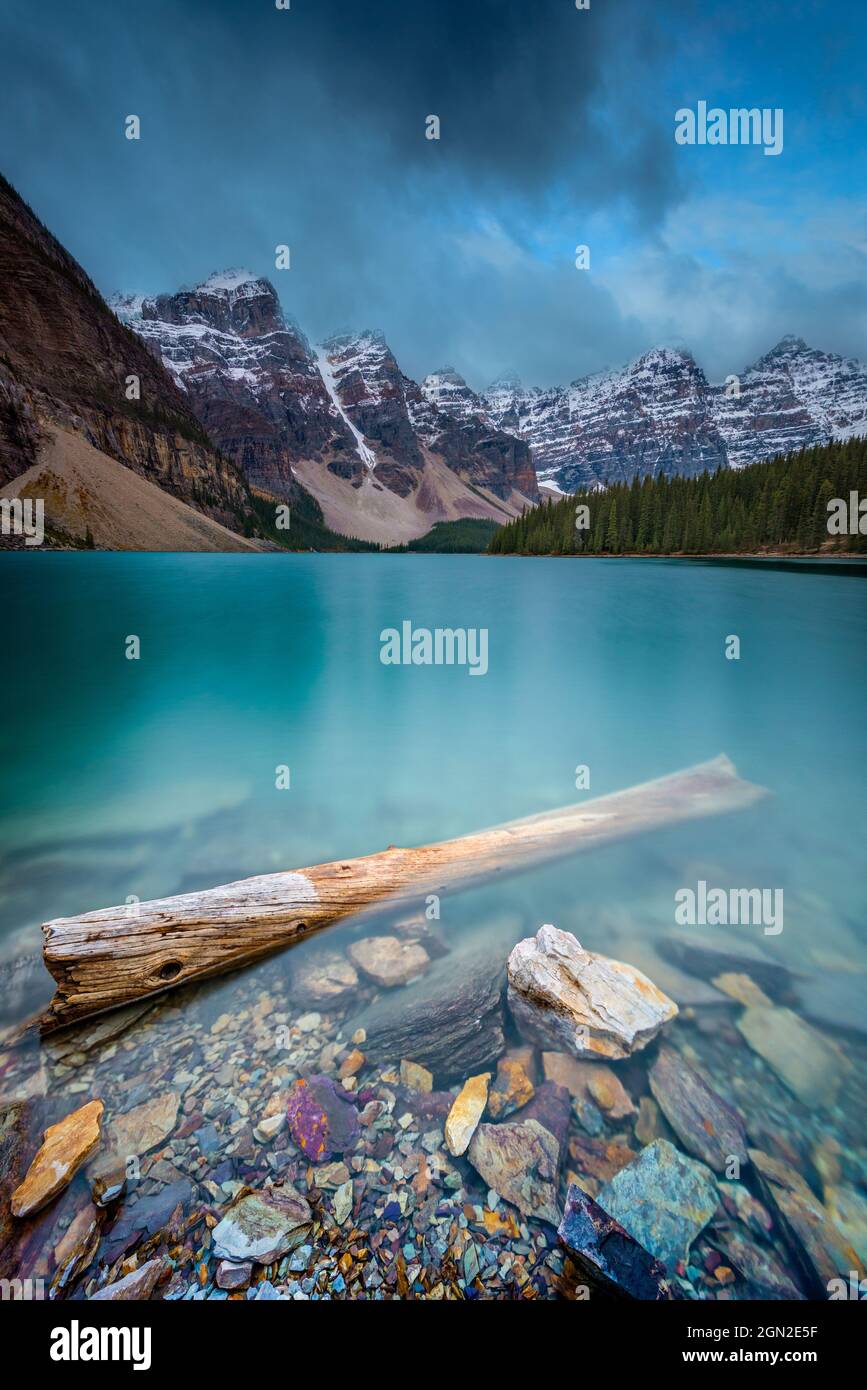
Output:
top-left (1, 553), bottom-right (865, 1017)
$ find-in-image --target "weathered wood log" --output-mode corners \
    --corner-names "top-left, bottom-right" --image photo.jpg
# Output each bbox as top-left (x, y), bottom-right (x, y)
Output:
top-left (40, 754), bottom-right (766, 1032)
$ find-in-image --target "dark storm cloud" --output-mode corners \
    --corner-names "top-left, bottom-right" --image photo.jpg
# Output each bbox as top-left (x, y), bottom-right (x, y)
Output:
top-left (0, 0), bottom-right (863, 387)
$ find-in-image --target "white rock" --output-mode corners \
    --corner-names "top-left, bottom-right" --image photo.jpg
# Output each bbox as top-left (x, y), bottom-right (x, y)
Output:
top-left (507, 924), bottom-right (677, 1061)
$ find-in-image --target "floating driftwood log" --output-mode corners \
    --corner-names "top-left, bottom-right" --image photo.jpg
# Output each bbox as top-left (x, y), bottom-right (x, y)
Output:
top-left (40, 754), bottom-right (767, 1032)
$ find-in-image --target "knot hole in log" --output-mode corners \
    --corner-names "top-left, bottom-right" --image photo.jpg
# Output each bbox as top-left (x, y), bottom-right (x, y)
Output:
top-left (157, 960), bottom-right (183, 981)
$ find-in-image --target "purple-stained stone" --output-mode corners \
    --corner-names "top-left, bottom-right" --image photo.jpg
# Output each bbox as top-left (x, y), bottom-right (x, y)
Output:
top-left (285, 1075), bottom-right (359, 1162)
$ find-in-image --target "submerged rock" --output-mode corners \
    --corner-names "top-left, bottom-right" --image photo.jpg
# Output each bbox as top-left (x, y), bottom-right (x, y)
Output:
top-left (658, 935), bottom-right (795, 1001)
top-left (749, 1148), bottom-right (860, 1297)
top-left (596, 1139), bottom-right (719, 1269)
top-left (794, 970), bottom-right (867, 1040)
top-left (542, 1052), bottom-right (634, 1117)
top-left (348, 942), bottom-right (505, 1083)
top-left (347, 935), bottom-right (430, 987)
top-left (468, 1119), bottom-right (561, 1227)
top-left (212, 1183), bottom-right (312, 1264)
top-left (737, 1007), bottom-right (851, 1107)
top-left (399, 1059), bottom-right (433, 1093)
top-left (649, 1044), bottom-right (747, 1173)
top-left (89, 1256), bottom-right (168, 1301)
top-left (488, 1055), bottom-right (535, 1119)
top-left (216, 1259), bottom-right (252, 1290)
top-left (507, 925), bottom-right (677, 1062)
top-left (713, 1227), bottom-right (805, 1300)
top-left (11, 1099), bottom-right (104, 1218)
top-left (288, 948), bottom-right (359, 1005)
top-left (558, 1183), bottom-right (680, 1299)
top-left (445, 1073), bottom-right (491, 1156)
top-left (90, 1091), bottom-right (179, 1182)
top-left (285, 1075), bottom-right (359, 1162)
top-left (51, 1202), bottom-right (103, 1294)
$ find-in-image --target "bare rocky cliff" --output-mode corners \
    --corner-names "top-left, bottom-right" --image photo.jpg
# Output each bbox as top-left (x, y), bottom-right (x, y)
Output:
top-left (0, 175), bottom-right (254, 534)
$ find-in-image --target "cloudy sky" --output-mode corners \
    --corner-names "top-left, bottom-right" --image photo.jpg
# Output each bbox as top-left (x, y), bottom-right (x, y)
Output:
top-left (1, 0), bottom-right (865, 388)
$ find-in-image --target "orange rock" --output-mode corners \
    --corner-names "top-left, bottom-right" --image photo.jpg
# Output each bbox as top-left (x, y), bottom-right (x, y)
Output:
top-left (488, 1056), bottom-right (534, 1118)
top-left (338, 1049), bottom-right (365, 1079)
top-left (11, 1100), bottom-right (104, 1218)
top-left (445, 1073), bottom-right (491, 1156)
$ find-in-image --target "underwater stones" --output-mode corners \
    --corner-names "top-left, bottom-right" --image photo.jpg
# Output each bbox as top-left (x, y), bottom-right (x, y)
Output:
top-left (347, 935), bottom-right (430, 987)
top-left (558, 1183), bottom-right (680, 1300)
top-left (659, 935), bottom-right (794, 1001)
top-left (90, 1256), bottom-right (168, 1301)
top-left (826, 1184), bottom-right (867, 1265)
top-left (213, 1183), bottom-right (313, 1264)
top-left (713, 1227), bottom-right (805, 1300)
top-left (649, 1044), bottom-right (747, 1173)
top-left (11, 1099), bottom-right (103, 1217)
top-left (399, 1059), bottom-right (433, 1093)
top-left (736, 1006), bottom-right (851, 1107)
top-left (711, 972), bottom-right (772, 1007)
top-left (596, 1139), bottom-right (719, 1270)
top-left (90, 1090), bottom-right (179, 1183)
top-left (488, 1055), bottom-right (534, 1118)
top-left (51, 1202), bottom-right (103, 1294)
top-left (348, 942), bottom-right (505, 1083)
top-left (289, 948), bottom-right (359, 1005)
top-left (445, 1073), bottom-right (491, 1156)
top-left (285, 1075), bottom-right (359, 1162)
top-left (467, 1119), bottom-right (562, 1227)
top-left (217, 1259), bottom-right (252, 1290)
top-left (794, 970), bottom-right (867, 1040)
top-left (507, 925), bottom-right (677, 1061)
top-left (749, 1148), bottom-right (860, 1297)
top-left (541, 1052), bottom-right (634, 1117)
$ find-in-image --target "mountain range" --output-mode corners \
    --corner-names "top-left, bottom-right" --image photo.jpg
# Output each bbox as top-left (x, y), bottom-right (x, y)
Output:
top-left (111, 275), bottom-right (538, 545)
top-left (432, 339), bottom-right (867, 494)
top-left (1, 172), bottom-right (865, 550)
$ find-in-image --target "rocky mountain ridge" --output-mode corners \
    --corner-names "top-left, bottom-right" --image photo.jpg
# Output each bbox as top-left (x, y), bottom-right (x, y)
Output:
top-left (472, 339), bottom-right (867, 493)
top-left (113, 276), bottom-right (539, 543)
top-left (0, 176), bottom-right (253, 535)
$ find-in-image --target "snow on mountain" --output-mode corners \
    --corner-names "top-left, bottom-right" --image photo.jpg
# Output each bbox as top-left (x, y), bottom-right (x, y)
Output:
top-left (710, 336), bottom-right (867, 468)
top-left (112, 278), bottom-right (539, 537)
top-left (479, 347), bottom-right (725, 491)
top-left (421, 367), bottom-right (492, 424)
top-left (473, 338), bottom-right (867, 491)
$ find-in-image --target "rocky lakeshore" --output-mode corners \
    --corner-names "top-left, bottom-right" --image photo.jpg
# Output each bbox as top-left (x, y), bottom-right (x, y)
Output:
top-left (1, 915), bottom-right (865, 1302)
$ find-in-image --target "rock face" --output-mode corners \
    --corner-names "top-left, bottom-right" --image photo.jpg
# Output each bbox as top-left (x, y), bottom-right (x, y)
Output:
top-left (114, 283), bottom-right (539, 542)
top-left (736, 1006), bottom-right (851, 1107)
top-left (476, 338), bottom-right (867, 492)
top-left (348, 942), bottom-right (506, 1084)
top-left (482, 348), bottom-right (727, 493)
top-left (115, 274), bottom-right (359, 503)
top-left (445, 1073), bottom-right (491, 1156)
top-left (507, 925), bottom-right (677, 1061)
top-left (558, 1183), bottom-right (680, 1300)
top-left (649, 1045), bottom-right (748, 1173)
top-left (212, 1184), bottom-right (312, 1264)
top-left (596, 1140), bottom-right (719, 1270)
top-left (0, 175), bottom-right (254, 533)
top-left (10, 1099), bottom-right (103, 1218)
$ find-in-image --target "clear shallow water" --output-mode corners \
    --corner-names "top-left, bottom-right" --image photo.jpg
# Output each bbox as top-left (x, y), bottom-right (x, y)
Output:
top-left (2, 553), bottom-right (865, 980)
top-left (1, 553), bottom-right (865, 1301)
